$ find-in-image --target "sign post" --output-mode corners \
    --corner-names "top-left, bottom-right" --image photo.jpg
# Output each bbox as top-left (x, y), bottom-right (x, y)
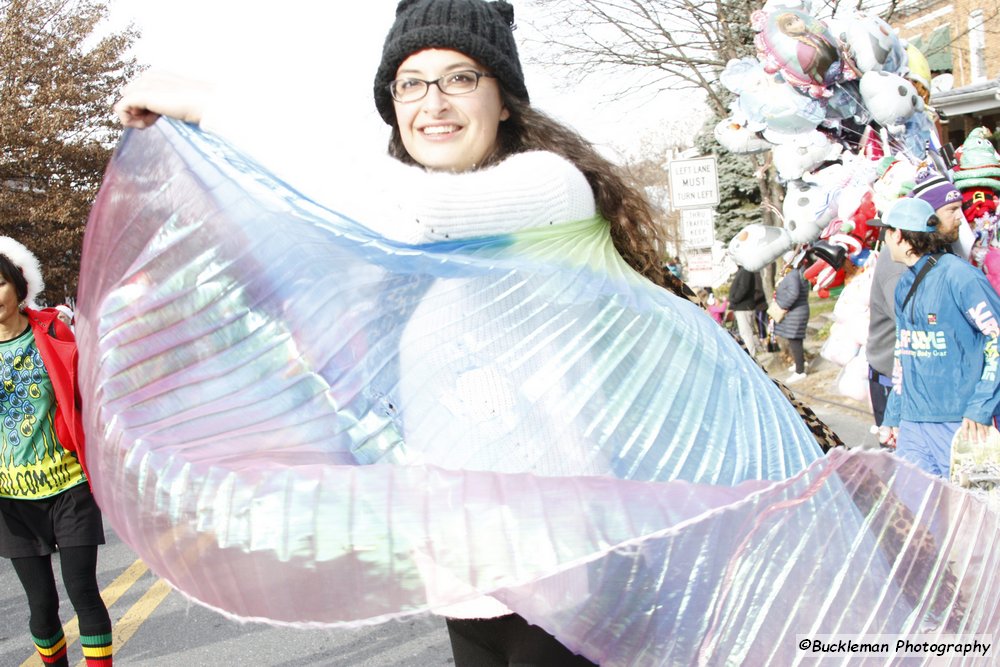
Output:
top-left (668, 155), bottom-right (724, 286)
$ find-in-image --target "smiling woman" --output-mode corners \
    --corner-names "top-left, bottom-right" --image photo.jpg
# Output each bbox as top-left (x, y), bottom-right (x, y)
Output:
top-left (389, 52), bottom-right (510, 172)
top-left (112, 0), bottom-right (675, 662)
top-left (84, 0), bottom-right (996, 665)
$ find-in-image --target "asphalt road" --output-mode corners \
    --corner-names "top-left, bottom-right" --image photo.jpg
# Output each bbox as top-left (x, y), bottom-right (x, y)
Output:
top-left (0, 367), bottom-right (879, 667)
top-left (0, 532), bottom-right (453, 667)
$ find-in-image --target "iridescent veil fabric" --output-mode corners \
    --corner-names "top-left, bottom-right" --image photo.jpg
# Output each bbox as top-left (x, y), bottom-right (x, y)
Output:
top-left (77, 120), bottom-right (998, 665)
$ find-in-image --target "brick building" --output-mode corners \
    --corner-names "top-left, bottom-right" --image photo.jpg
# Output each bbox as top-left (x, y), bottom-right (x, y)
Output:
top-left (890, 0), bottom-right (1000, 146)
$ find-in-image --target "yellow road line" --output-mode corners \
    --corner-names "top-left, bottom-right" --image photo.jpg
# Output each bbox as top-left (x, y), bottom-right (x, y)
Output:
top-left (92, 578), bottom-right (173, 665)
top-left (19, 559), bottom-right (155, 667)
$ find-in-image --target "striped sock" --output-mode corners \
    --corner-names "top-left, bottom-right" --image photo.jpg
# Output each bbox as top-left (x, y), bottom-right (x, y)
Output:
top-left (80, 631), bottom-right (113, 667)
top-left (31, 629), bottom-right (68, 666)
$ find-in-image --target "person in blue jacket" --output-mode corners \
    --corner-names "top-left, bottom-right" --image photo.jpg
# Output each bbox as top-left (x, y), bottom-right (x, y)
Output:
top-left (879, 197), bottom-right (1000, 476)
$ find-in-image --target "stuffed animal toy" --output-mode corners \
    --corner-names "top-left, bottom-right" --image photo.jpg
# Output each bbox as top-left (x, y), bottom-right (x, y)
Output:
top-left (782, 178), bottom-right (840, 242)
top-left (772, 130), bottom-right (843, 180)
top-left (859, 71), bottom-right (924, 129)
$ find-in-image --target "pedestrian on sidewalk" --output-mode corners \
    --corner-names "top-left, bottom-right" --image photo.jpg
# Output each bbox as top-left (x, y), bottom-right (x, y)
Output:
top-left (879, 198), bottom-right (1000, 476)
top-left (773, 251), bottom-right (811, 384)
top-left (728, 266), bottom-right (766, 357)
top-left (867, 237), bottom-right (907, 446)
top-left (867, 167), bottom-right (965, 447)
top-left (0, 237), bottom-right (113, 667)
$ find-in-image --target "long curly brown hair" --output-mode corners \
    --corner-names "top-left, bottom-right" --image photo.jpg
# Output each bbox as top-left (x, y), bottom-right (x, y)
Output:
top-left (386, 91), bottom-right (670, 289)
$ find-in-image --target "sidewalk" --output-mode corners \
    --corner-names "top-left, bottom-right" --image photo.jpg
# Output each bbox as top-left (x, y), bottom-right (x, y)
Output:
top-left (752, 311), bottom-right (880, 449)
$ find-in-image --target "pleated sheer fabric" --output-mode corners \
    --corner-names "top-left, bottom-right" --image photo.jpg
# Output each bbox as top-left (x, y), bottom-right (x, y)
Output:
top-left (76, 120), bottom-right (998, 665)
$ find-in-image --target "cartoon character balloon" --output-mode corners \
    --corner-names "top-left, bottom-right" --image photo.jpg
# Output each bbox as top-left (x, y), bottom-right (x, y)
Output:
top-left (753, 8), bottom-right (843, 97)
top-left (871, 155), bottom-right (918, 213)
top-left (783, 179), bottom-right (840, 242)
top-left (772, 131), bottom-right (843, 180)
top-left (906, 44), bottom-right (933, 103)
top-left (835, 13), bottom-right (907, 75)
top-left (728, 224), bottom-right (795, 271)
top-left (720, 58), bottom-right (827, 137)
top-left (714, 117), bottom-right (775, 154)
top-left (859, 71), bottom-right (924, 130)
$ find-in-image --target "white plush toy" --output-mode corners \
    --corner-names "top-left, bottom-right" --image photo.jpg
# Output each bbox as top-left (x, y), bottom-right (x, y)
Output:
top-left (860, 71), bottom-right (924, 129)
top-left (727, 224), bottom-right (794, 271)
top-left (782, 179), bottom-right (840, 243)
top-left (772, 130), bottom-right (843, 181)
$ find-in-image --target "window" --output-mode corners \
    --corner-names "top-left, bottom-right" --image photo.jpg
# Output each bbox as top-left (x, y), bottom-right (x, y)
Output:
top-left (969, 10), bottom-right (986, 80)
top-left (925, 24), bottom-right (953, 72)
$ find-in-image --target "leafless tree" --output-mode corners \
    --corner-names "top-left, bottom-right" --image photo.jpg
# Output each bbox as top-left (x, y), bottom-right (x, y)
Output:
top-left (525, 0), bottom-right (760, 117)
top-left (525, 0), bottom-right (785, 239)
top-left (522, 0), bottom-right (909, 238)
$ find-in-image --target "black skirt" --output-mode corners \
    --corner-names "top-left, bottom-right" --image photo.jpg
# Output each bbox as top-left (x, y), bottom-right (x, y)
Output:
top-left (0, 483), bottom-right (106, 558)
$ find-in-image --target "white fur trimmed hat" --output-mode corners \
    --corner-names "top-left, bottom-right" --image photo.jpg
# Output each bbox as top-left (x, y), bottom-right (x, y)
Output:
top-left (0, 236), bottom-right (45, 309)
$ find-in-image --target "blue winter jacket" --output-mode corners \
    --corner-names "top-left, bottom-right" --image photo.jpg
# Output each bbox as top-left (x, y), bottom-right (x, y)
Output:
top-left (884, 253), bottom-right (1000, 426)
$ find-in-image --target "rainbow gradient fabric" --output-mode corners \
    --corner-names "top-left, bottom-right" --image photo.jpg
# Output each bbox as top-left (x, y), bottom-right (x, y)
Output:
top-left (76, 120), bottom-right (998, 665)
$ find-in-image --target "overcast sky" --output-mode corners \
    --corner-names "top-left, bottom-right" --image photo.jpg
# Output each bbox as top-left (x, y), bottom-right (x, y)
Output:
top-left (106, 0), bottom-right (698, 158)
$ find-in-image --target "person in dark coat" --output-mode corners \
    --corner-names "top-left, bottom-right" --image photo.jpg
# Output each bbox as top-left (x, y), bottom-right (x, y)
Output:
top-left (773, 254), bottom-right (811, 383)
top-left (728, 267), bottom-right (765, 357)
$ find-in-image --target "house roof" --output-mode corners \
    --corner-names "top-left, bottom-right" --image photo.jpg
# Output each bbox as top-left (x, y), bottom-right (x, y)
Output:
top-left (932, 78), bottom-right (1000, 116)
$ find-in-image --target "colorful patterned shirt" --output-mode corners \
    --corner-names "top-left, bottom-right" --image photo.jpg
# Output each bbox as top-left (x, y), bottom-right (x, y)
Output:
top-left (0, 326), bottom-right (86, 499)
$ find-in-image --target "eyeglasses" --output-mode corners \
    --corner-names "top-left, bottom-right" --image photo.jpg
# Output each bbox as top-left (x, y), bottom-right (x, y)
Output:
top-left (389, 70), bottom-right (496, 103)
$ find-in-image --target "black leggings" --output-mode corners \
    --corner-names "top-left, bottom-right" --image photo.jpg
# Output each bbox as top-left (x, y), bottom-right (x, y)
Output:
top-left (11, 546), bottom-right (111, 639)
top-left (787, 338), bottom-right (806, 373)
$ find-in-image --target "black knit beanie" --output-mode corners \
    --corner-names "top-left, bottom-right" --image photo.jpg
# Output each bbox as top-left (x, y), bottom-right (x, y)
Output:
top-left (373, 0), bottom-right (529, 125)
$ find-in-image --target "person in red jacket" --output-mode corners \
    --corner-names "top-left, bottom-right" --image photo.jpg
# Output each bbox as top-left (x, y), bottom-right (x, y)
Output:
top-left (0, 237), bottom-right (112, 667)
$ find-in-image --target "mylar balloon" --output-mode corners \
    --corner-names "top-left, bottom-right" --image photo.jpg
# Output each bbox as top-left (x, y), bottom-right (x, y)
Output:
top-left (753, 8), bottom-right (842, 97)
top-left (871, 156), bottom-right (918, 213)
top-left (898, 111), bottom-right (933, 159)
top-left (715, 117), bottom-right (775, 154)
top-left (824, 80), bottom-right (863, 122)
top-left (836, 13), bottom-right (907, 75)
top-left (783, 179), bottom-right (840, 243)
top-left (859, 71), bottom-right (923, 128)
top-left (906, 44), bottom-right (932, 101)
top-left (721, 58), bottom-right (827, 137)
top-left (728, 224), bottom-right (795, 271)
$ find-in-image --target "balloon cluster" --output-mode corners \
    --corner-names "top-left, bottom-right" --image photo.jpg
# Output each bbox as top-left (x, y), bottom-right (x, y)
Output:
top-left (720, 0), bottom-right (939, 288)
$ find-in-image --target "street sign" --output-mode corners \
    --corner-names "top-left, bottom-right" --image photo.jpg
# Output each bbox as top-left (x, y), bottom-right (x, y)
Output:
top-left (681, 208), bottom-right (715, 250)
top-left (668, 156), bottom-right (720, 210)
top-left (684, 242), bottom-right (737, 289)
top-left (686, 250), bottom-right (715, 287)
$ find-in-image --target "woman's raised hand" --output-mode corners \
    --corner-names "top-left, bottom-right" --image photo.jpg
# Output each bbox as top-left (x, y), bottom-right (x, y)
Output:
top-left (114, 71), bottom-right (214, 129)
